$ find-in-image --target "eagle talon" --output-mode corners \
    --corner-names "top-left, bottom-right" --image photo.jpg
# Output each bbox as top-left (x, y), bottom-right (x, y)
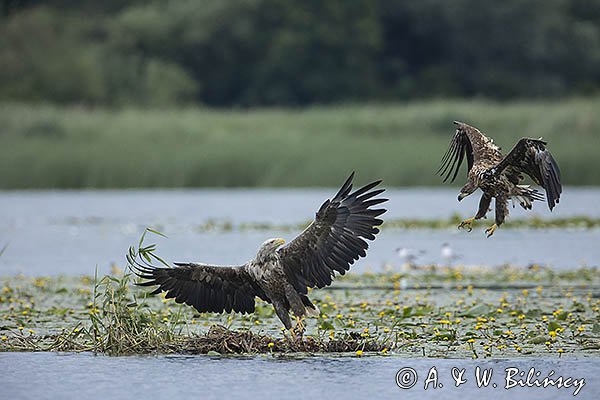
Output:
top-left (485, 223), bottom-right (498, 238)
top-left (291, 316), bottom-right (306, 338)
top-left (458, 217), bottom-right (475, 232)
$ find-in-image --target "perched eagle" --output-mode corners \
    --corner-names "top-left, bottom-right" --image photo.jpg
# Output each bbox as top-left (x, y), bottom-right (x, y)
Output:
top-left (131, 173), bottom-right (387, 333)
top-left (439, 121), bottom-right (562, 237)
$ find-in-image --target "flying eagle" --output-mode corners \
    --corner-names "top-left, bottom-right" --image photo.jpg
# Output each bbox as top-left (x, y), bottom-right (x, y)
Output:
top-left (439, 121), bottom-right (562, 237)
top-left (131, 173), bottom-right (387, 333)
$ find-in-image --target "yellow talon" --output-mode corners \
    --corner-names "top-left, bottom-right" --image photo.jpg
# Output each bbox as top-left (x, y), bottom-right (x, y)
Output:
top-left (458, 217), bottom-right (476, 232)
top-left (290, 316), bottom-right (305, 338)
top-left (485, 223), bottom-right (498, 238)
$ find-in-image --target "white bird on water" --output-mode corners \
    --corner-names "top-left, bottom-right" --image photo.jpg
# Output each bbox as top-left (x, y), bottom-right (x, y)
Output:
top-left (395, 246), bottom-right (426, 268)
top-left (441, 242), bottom-right (460, 266)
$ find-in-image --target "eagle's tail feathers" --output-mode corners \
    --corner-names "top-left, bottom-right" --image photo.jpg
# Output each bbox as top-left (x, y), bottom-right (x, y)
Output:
top-left (513, 185), bottom-right (543, 209)
top-left (301, 295), bottom-right (320, 317)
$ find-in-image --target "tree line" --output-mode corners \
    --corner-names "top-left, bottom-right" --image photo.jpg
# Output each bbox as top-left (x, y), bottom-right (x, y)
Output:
top-left (1, 0), bottom-right (599, 106)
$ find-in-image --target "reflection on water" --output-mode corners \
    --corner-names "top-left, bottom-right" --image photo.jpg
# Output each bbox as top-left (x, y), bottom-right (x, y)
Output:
top-left (1, 188), bottom-right (599, 275)
top-left (1, 352), bottom-right (598, 400)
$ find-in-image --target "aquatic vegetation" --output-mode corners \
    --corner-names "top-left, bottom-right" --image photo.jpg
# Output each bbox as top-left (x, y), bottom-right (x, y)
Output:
top-left (1, 227), bottom-right (598, 356)
top-left (1, 265), bottom-right (598, 357)
top-left (2, 98), bottom-right (600, 189)
top-left (190, 215), bottom-right (600, 234)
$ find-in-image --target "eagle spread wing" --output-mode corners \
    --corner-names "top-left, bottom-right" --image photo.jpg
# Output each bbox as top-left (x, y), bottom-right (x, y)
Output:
top-left (438, 121), bottom-right (501, 182)
top-left (132, 262), bottom-right (267, 314)
top-left (278, 172), bottom-right (387, 294)
top-left (494, 138), bottom-right (562, 210)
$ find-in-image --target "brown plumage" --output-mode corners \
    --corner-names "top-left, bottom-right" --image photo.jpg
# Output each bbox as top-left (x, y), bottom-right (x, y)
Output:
top-left (439, 121), bottom-right (562, 237)
top-left (130, 173), bottom-right (387, 331)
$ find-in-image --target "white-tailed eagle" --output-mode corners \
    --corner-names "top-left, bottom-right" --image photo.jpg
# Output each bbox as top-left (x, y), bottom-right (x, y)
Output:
top-left (131, 173), bottom-right (387, 333)
top-left (439, 121), bottom-right (562, 237)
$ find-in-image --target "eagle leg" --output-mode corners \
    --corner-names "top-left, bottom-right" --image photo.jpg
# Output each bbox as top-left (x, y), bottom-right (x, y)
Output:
top-left (458, 217), bottom-right (476, 232)
top-left (485, 223), bottom-right (498, 238)
top-left (290, 316), bottom-right (306, 338)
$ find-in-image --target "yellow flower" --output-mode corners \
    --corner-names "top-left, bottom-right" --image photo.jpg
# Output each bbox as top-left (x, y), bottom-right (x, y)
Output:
top-left (355, 350), bottom-right (363, 357)
top-left (267, 342), bottom-right (274, 348)
top-left (577, 326), bottom-right (585, 333)
top-left (467, 338), bottom-right (475, 343)
top-left (28, 329), bottom-right (34, 334)
top-left (17, 326), bottom-right (23, 331)
top-left (522, 289), bottom-right (529, 297)
top-left (1, 336), bottom-right (7, 341)
top-left (381, 348), bottom-right (388, 354)
top-left (383, 327), bottom-right (390, 333)
top-left (549, 330), bottom-right (557, 338)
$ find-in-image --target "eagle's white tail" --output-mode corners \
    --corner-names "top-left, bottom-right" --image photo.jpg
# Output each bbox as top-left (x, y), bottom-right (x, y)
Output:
top-left (305, 304), bottom-right (320, 317)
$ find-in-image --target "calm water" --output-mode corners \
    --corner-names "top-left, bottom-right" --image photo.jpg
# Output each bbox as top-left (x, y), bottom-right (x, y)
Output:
top-left (2, 189), bottom-right (599, 399)
top-left (1, 352), bottom-right (598, 400)
top-left (0, 187), bottom-right (599, 276)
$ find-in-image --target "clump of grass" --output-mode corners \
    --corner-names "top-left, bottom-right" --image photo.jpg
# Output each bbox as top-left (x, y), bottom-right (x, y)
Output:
top-left (88, 273), bottom-right (179, 355)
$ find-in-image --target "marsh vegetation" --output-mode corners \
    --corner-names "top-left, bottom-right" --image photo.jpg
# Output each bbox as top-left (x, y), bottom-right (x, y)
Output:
top-left (1, 98), bottom-right (599, 189)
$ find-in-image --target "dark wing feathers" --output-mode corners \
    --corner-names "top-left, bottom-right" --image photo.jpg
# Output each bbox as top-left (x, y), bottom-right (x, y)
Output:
top-left (131, 262), bottom-right (267, 314)
top-left (278, 173), bottom-right (387, 294)
top-left (438, 125), bottom-right (474, 183)
top-left (495, 138), bottom-right (562, 210)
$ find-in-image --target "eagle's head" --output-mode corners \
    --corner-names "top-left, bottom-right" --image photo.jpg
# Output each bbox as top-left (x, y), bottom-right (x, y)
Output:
top-left (458, 182), bottom-right (477, 201)
top-left (256, 238), bottom-right (286, 262)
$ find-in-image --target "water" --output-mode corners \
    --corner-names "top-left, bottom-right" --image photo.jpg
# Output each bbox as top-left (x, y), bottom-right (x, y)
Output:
top-left (1, 187), bottom-right (599, 276)
top-left (1, 352), bottom-right (597, 399)
top-left (1, 189), bottom-right (599, 399)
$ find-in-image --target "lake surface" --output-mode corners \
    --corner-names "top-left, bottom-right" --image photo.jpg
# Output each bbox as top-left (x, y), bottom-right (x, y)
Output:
top-left (1, 352), bottom-right (597, 400)
top-left (2, 189), bottom-right (599, 400)
top-left (1, 187), bottom-right (599, 276)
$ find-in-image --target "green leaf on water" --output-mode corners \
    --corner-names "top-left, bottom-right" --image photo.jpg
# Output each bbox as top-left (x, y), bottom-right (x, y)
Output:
top-left (529, 335), bottom-right (547, 344)
top-left (464, 304), bottom-right (491, 316)
top-left (320, 321), bottom-right (334, 330)
top-left (548, 321), bottom-right (561, 332)
top-left (556, 311), bottom-right (568, 321)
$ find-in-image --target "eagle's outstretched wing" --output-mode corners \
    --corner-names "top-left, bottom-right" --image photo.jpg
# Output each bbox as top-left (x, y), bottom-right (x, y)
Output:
top-left (277, 172), bottom-right (387, 294)
top-left (131, 262), bottom-right (268, 314)
top-left (438, 121), bottom-right (502, 183)
top-left (494, 138), bottom-right (562, 210)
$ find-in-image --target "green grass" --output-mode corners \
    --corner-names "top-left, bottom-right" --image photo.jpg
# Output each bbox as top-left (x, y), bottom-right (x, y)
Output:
top-left (1, 98), bottom-right (599, 188)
